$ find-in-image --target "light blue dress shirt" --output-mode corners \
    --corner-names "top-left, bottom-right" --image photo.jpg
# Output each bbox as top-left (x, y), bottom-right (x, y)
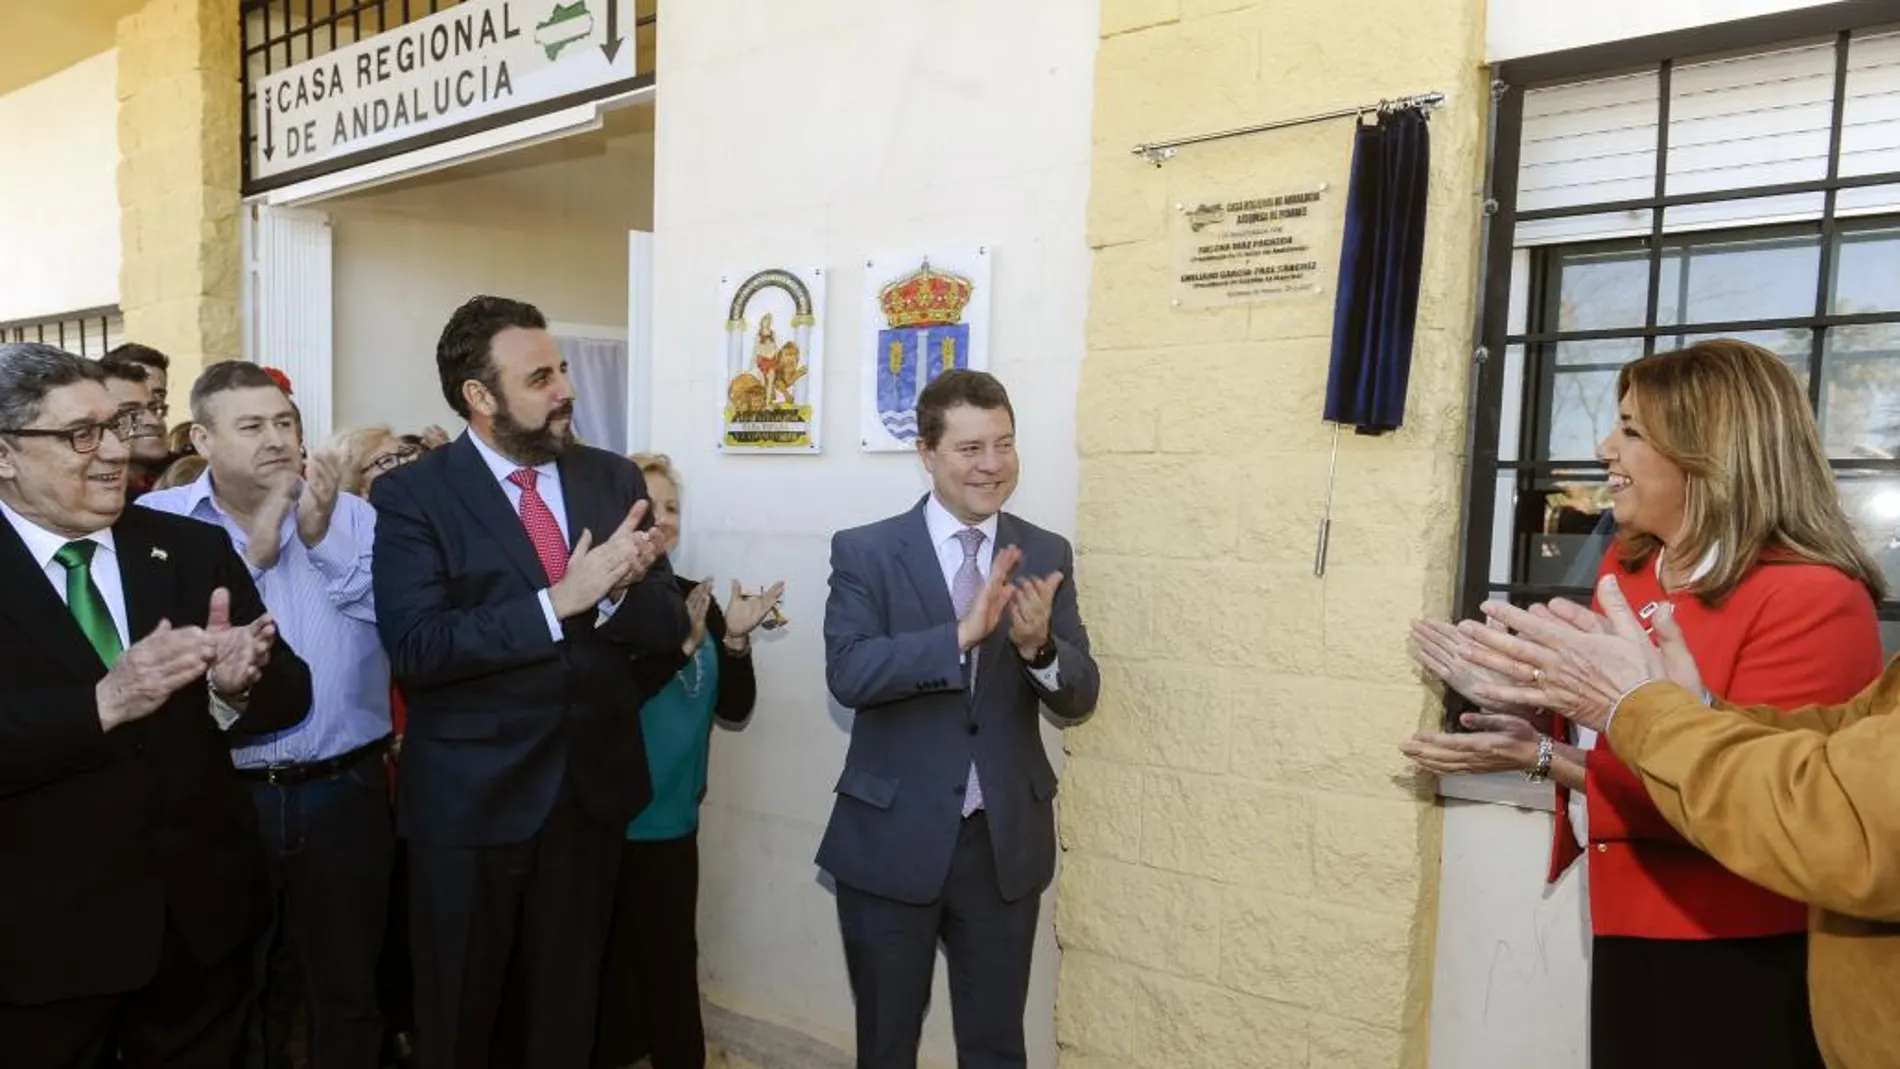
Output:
top-left (138, 473), bottom-right (391, 766)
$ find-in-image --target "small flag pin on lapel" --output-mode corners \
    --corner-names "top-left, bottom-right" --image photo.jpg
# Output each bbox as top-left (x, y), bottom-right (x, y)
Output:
top-left (151, 548), bottom-right (168, 561)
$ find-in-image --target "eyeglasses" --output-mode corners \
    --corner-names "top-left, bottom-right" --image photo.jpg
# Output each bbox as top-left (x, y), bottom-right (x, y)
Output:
top-left (362, 446), bottom-right (421, 475)
top-left (115, 403), bottom-right (165, 436)
top-left (1, 410), bottom-right (142, 454)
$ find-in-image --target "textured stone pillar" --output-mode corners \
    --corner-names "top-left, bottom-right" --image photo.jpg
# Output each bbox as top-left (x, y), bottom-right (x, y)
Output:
top-left (1057, 1), bottom-right (1490, 1065)
top-left (116, 0), bottom-right (242, 391)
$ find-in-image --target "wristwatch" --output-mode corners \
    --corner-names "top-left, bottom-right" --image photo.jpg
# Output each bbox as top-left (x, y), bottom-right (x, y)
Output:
top-left (1525, 735), bottom-right (1554, 783)
top-left (1023, 640), bottom-right (1058, 669)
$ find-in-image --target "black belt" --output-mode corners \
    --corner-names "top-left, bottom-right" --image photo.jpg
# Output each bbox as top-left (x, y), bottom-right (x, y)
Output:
top-left (236, 734), bottom-right (392, 787)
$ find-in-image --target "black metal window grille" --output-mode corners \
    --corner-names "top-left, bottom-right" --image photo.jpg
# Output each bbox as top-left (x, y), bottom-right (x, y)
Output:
top-left (0, 308), bottom-right (125, 359)
top-left (239, 0), bottom-right (658, 196)
top-left (1463, 15), bottom-right (1900, 663)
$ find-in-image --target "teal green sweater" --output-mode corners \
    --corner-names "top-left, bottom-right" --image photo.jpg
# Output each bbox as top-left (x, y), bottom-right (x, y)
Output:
top-left (626, 588), bottom-right (758, 841)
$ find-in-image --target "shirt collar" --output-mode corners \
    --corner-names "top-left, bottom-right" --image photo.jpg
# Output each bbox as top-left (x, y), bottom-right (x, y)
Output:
top-left (1655, 542), bottom-right (1720, 584)
top-left (924, 494), bottom-right (998, 549)
top-left (0, 497), bottom-right (117, 570)
top-left (177, 468), bottom-right (220, 520)
top-left (468, 428), bottom-right (558, 484)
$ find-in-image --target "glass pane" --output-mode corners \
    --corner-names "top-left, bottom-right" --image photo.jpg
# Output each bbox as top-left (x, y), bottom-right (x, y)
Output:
top-left (1546, 341), bottom-right (1640, 461)
top-left (1667, 41), bottom-right (1835, 195)
top-left (1546, 246), bottom-right (1655, 331)
top-left (1520, 71), bottom-right (1660, 212)
top-left (1513, 470), bottom-right (1615, 589)
top-left (1835, 182), bottom-right (1900, 220)
top-left (1841, 29), bottom-right (1900, 179)
top-left (1515, 209), bottom-right (1654, 249)
top-left (1661, 191), bottom-right (1825, 233)
top-left (1498, 345), bottom-right (1527, 459)
top-left (1654, 231), bottom-right (1822, 325)
top-left (1835, 471), bottom-right (1900, 602)
top-left (1820, 329), bottom-right (1900, 458)
top-left (1834, 225), bottom-right (1900, 316)
top-left (1662, 328), bottom-right (1814, 387)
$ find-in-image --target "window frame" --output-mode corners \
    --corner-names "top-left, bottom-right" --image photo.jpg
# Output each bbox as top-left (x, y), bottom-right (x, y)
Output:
top-left (0, 307), bottom-right (123, 358)
top-left (1455, 9), bottom-right (1900, 748)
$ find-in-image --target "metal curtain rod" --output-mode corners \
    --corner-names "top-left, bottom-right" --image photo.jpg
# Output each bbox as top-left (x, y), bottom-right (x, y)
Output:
top-left (1131, 90), bottom-right (1446, 166)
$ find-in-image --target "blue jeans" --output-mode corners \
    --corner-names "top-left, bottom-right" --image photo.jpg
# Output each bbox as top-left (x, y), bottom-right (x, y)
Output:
top-left (247, 754), bottom-right (394, 1069)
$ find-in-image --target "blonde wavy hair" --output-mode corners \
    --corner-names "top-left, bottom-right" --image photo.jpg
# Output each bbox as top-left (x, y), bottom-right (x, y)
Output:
top-left (327, 425), bottom-right (398, 496)
top-left (1614, 338), bottom-right (1886, 605)
top-left (629, 451), bottom-right (681, 494)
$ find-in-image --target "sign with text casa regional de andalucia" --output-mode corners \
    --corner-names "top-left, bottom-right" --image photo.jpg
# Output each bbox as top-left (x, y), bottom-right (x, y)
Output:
top-left (251, 0), bottom-right (637, 181)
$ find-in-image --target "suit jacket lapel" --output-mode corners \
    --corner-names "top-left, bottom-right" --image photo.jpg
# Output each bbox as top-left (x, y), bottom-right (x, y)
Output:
top-left (556, 449), bottom-right (614, 552)
top-left (112, 508), bottom-right (173, 645)
top-left (896, 499), bottom-right (956, 626)
top-left (446, 435), bottom-right (550, 590)
top-left (0, 515), bottom-right (111, 682)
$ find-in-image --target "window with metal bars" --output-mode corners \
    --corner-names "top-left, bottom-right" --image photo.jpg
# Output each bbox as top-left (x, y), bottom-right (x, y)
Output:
top-left (1462, 15), bottom-right (1900, 669)
top-left (238, 0), bottom-right (658, 196)
top-left (0, 308), bottom-right (125, 359)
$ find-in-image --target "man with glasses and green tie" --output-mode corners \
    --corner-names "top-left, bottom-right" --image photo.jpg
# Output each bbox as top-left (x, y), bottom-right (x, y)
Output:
top-left (0, 342), bottom-right (312, 1068)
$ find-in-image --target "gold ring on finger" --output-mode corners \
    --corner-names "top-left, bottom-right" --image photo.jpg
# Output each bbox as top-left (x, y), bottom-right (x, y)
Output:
top-left (1532, 667), bottom-right (1546, 686)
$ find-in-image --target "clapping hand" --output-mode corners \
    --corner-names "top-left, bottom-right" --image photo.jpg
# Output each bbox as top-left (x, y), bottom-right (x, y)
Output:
top-left (682, 579), bottom-right (713, 655)
top-left (295, 451), bottom-right (343, 548)
top-left (1410, 617), bottom-right (1546, 729)
top-left (724, 580), bottom-right (785, 641)
top-left (1456, 575), bottom-right (1705, 733)
top-left (550, 500), bottom-right (659, 619)
top-left (96, 621), bottom-right (216, 731)
top-left (957, 546), bottom-right (1021, 653)
top-left (205, 587), bottom-right (277, 698)
top-left (1009, 569), bottom-right (1062, 661)
top-left (1400, 711), bottom-right (1544, 776)
top-left (245, 473), bottom-right (300, 570)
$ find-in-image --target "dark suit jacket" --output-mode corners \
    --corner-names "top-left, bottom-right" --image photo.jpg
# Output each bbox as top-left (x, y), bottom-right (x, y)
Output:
top-left (370, 434), bottom-right (689, 847)
top-left (0, 506), bottom-right (312, 1006)
top-left (818, 497), bottom-right (1100, 904)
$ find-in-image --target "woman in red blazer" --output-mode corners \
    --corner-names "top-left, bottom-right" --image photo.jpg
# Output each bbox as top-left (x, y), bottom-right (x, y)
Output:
top-left (1405, 339), bottom-right (1886, 1067)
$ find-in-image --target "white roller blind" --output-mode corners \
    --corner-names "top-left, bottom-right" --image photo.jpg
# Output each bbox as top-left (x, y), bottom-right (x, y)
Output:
top-left (1515, 28), bottom-right (1900, 246)
top-left (247, 206), bottom-right (335, 445)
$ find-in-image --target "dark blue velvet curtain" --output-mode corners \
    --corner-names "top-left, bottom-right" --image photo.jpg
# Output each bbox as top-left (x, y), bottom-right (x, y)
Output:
top-left (1323, 106), bottom-right (1431, 435)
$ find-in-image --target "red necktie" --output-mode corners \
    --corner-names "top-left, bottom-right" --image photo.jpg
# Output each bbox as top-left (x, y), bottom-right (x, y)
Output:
top-left (507, 468), bottom-right (568, 584)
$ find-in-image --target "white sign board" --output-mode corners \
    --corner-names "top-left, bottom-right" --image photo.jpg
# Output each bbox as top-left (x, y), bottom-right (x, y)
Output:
top-left (251, 0), bottom-right (638, 181)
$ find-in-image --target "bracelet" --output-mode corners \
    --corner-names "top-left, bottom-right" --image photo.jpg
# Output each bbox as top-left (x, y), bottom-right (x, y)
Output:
top-left (1525, 735), bottom-right (1554, 783)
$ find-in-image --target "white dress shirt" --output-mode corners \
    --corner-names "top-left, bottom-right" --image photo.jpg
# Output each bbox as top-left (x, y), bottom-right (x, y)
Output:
top-left (0, 498), bottom-right (129, 649)
top-left (468, 429), bottom-right (572, 642)
top-left (922, 495), bottom-right (1061, 690)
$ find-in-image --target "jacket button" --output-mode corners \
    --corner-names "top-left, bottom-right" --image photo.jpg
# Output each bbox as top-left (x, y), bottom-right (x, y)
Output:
top-left (953, 782), bottom-right (966, 795)
top-left (968, 723), bottom-right (979, 736)
top-left (1595, 843), bottom-right (1608, 853)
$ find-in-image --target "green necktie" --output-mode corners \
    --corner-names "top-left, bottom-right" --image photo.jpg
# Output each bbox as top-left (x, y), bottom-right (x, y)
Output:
top-left (53, 541), bottom-right (123, 668)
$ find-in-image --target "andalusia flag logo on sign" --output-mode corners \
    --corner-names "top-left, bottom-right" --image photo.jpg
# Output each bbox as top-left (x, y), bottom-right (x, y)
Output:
top-left (535, 1), bottom-right (595, 60)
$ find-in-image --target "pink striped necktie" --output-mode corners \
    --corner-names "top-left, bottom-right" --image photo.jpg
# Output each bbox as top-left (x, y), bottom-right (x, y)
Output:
top-left (507, 468), bottom-right (568, 584)
top-left (951, 527), bottom-right (986, 817)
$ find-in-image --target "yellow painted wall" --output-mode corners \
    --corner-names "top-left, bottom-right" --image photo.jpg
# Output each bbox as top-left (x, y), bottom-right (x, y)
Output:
top-left (1060, 1), bottom-right (1489, 1065)
top-left (115, 0), bottom-right (244, 391)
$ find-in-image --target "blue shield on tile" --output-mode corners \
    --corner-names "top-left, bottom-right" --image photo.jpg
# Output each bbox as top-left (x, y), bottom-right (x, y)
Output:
top-left (877, 323), bottom-right (970, 443)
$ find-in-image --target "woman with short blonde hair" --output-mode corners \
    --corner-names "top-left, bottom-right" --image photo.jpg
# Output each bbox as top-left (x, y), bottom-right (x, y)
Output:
top-left (326, 425), bottom-right (416, 497)
top-left (595, 452), bottom-right (783, 1069)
